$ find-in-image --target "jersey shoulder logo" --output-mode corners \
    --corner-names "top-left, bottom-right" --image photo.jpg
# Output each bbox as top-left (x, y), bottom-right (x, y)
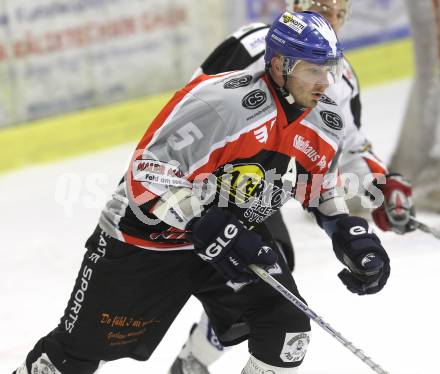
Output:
top-left (320, 111), bottom-right (343, 130)
top-left (253, 125), bottom-right (268, 143)
top-left (224, 75), bottom-right (253, 89)
top-left (242, 89), bottom-right (267, 110)
top-left (319, 94), bottom-right (337, 106)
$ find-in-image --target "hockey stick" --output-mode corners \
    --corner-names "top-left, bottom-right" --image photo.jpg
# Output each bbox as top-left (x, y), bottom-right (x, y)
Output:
top-left (248, 264), bottom-right (390, 374)
top-left (410, 217), bottom-right (440, 239)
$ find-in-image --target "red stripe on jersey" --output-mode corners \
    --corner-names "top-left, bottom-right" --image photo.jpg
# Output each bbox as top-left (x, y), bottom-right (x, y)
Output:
top-left (186, 118), bottom-right (276, 179)
top-left (363, 157), bottom-right (387, 175)
top-left (121, 231), bottom-right (192, 250)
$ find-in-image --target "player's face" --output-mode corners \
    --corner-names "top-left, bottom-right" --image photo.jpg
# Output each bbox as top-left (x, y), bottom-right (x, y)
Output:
top-left (307, 0), bottom-right (347, 33)
top-left (286, 60), bottom-right (330, 108)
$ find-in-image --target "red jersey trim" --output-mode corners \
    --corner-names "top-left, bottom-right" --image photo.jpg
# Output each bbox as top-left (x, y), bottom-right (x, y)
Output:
top-left (121, 231), bottom-right (193, 251)
top-left (363, 156), bottom-right (387, 175)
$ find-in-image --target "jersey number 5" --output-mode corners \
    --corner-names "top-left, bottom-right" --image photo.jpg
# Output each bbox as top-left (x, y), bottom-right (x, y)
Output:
top-left (168, 122), bottom-right (203, 151)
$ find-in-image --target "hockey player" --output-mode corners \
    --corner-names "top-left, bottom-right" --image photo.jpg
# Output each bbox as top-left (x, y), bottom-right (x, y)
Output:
top-left (170, 1), bottom-right (415, 373)
top-left (13, 11), bottom-right (391, 374)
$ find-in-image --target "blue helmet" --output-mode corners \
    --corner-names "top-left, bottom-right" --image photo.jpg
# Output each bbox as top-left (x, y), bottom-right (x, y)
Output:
top-left (264, 11), bottom-right (343, 73)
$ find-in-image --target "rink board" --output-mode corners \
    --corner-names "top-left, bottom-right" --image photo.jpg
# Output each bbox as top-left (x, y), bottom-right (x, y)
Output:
top-left (0, 38), bottom-right (414, 174)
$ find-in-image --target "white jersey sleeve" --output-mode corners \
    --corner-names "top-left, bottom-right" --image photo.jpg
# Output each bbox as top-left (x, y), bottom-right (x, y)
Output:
top-left (326, 59), bottom-right (388, 188)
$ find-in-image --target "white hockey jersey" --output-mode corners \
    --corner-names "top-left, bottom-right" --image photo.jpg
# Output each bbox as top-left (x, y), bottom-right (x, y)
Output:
top-left (193, 23), bottom-right (388, 186)
top-left (99, 70), bottom-right (348, 250)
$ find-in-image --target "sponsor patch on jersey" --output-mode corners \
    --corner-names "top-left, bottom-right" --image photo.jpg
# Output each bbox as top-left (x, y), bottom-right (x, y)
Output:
top-left (132, 159), bottom-right (190, 187)
top-left (279, 12), bottom-right (307, 34)
top-left (320, 111), bottom-right (343, 130)
top-left (293, 135), bottom-right (327, 171)
top-left (280, 332), bottom-right (311, 363)
top-left (224, 75), bottom-right (253, 89)
top-left (242, 89), bottom-right (267, 110)
top-left (218, 163), bottom-right (265, 204)
top-left (319, 94), bottom-right (337, 106)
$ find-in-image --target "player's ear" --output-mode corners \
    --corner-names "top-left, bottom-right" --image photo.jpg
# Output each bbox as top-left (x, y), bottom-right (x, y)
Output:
top-left (271, 56), bottom-right (283, 76)
top-left (294, 5), bottom-right (302, 11)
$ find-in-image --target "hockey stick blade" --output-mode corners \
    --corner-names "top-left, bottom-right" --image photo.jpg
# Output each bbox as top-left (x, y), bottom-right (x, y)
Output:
top-left (410, 217), bottom-right (440, 239)
top-left (249, 264), bottom-right (390, 374)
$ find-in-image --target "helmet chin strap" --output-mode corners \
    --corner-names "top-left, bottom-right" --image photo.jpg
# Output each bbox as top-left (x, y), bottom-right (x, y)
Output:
top-left (280, 77), bottom-right (295, 104)
top-left (266, 59), bottom-right (298, 105)
top-left (281, 58), bottom-right (296, 104)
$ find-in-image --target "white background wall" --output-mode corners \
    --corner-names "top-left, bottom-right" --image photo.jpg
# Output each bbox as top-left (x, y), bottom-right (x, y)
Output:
top-left (0, 0), bottom-right (409, 128)
top-left (0, 0), bottom-right (225, 127)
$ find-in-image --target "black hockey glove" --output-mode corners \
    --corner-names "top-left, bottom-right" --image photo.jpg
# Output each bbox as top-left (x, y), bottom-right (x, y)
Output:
top-left (186, 207), bottom-right (278, 283)
top-left (332, 216), bottom-right (390, 295)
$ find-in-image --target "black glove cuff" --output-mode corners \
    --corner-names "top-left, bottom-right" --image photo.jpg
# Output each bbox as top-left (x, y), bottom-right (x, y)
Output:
top-left (332, 216), bottom-right (385, 265)
top-left (334, 216), bottom-right (380, 243)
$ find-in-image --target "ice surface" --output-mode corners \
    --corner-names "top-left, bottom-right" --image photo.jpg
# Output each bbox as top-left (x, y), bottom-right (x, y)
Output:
top-left (2, 79), bottom-right (440, 374)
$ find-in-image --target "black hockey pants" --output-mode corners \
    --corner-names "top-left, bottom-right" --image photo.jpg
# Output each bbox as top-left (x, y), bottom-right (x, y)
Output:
top-left (18, 226), bottom-right (309, 374)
